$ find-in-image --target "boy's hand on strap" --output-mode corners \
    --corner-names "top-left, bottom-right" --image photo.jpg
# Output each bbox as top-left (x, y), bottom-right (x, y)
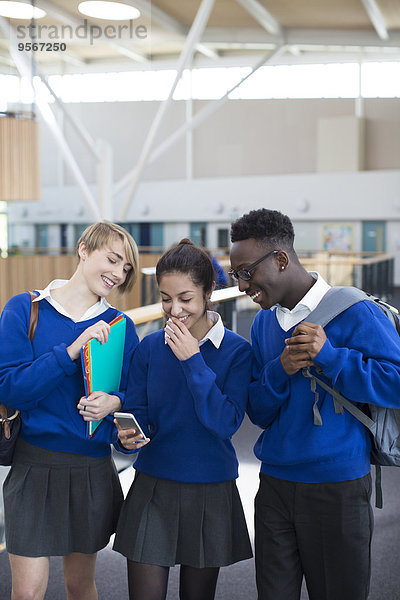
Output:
top-left (280, 322), bottom-right (326, 375)
top-left (285, 322), bottom-right (327, 359)
top-left (280, 345), bottom-right (314, 375)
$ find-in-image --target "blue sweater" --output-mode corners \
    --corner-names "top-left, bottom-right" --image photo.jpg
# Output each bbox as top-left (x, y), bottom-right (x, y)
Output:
top-left (248, 300), bottom-right (400, 483)
top-left (0, 292), bottom-right (139, 457)
top-left (123, 328), bottom-right (253, 483)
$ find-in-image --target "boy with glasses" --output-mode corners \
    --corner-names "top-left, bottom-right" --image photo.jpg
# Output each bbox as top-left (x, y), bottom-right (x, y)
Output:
top-left (229, 208), bottom-right (400, 600)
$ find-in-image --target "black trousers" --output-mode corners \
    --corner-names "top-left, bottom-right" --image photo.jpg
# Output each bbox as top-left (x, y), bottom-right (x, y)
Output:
top-left (255, 472), bottom-right (374, 600)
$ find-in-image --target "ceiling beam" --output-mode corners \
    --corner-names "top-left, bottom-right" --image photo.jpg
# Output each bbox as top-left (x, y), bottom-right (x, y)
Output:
top-left (0, 49), bottom-right (15, 67)
top-left (122, 0), bottom-right (218, 59)
top-left (361, 0), bottom-right (389, 40)
top-left (55, 50), bottom-right (86, 68)
top-left (108, 42), bottom-right (149, 64)
top-left (196, 43), bottom-right (219, 59)
top-left (38, 0), bottom-right (81, 26)
top-left (202, 27), bottom-right (400, 48)
top-left (284, 27), bottom-right (397, 47)
top-left (235, 0), bottom-right (282, 36)
top-left (122, 0), bottom-right (186, 34)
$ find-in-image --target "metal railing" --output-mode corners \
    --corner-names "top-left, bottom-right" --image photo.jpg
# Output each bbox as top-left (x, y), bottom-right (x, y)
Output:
top-left (299, 251), bottom-right (395, 301)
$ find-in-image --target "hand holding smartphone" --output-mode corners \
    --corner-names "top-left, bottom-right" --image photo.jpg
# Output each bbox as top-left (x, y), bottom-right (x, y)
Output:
top-left (114, 411), bottom-right (147, 442)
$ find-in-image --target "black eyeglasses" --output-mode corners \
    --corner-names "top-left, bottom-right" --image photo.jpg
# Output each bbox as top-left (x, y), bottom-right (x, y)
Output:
top-left (228, 250), bottom-right (279, 282)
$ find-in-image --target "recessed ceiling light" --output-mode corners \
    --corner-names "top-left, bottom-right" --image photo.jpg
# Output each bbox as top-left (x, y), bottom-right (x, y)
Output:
top-left (0, 1), bottom-right (46, 19)
top-left (78, 1), bottom-right (140, 21)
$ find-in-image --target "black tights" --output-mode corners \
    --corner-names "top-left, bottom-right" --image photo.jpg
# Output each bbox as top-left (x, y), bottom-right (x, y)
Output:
top-left (127, 560), bottom-right (220, 600)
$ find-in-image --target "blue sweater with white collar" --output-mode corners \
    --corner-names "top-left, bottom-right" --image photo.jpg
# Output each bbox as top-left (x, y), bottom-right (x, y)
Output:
top-left (248, 300), bottom-right (400, 483)
top-left (0, 292), bottom-right (139, 457)
top-left (123, 327), bottom-right (253, 483)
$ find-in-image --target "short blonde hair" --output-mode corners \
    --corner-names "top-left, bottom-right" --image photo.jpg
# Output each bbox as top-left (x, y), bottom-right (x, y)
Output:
top-left (76, 221), bottom-right (139, 294)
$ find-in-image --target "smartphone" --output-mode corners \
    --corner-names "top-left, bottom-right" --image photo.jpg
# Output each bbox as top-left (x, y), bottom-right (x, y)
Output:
top-left (114, 412), bottom-right (146, 440)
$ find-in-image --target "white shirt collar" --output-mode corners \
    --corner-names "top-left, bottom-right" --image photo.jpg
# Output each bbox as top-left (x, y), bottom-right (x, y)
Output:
top-left (33, 279), bottom-right (112, 323)
top-left (275, 272), bottom-right (331, 331)
top-left (198, 310), bottom-right (225, 348)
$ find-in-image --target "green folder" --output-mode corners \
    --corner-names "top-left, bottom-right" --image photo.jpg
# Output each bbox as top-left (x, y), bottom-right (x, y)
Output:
top-left (81, 316), bottom-right (127, 438)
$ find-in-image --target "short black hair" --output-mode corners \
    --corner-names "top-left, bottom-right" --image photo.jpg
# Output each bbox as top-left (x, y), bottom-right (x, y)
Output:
top-left (231, 209), bottom-right (295, 250)
top-left (156, 238), bottom-right (214, 294)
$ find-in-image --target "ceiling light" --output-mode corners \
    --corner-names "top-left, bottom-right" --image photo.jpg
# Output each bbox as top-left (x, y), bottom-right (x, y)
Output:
top-left (0, 1), bottom-right (46, 19)
top-left (78, 1), bottom-right (140, 21)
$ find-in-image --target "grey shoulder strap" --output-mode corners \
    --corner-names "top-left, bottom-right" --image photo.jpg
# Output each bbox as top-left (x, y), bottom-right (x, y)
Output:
top-left (306, 286), bottom-right (371, 327)
top-left (302, 285), bottom-right (385, 509)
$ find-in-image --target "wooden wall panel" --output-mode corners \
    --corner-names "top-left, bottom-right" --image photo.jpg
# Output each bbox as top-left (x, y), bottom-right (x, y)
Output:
top-left (0, 117), bottom-right (40, 202)
top-left (0, 253), bottom-right (162, 313)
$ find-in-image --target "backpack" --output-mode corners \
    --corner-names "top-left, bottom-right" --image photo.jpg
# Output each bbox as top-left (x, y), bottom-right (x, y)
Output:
top-left (303, 286), bottom-right (400, 508)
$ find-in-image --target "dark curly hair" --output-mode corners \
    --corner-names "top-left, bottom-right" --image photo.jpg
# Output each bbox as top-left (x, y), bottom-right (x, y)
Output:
top-left (230, 209), bottom-right (295, 251)
top-left (156, 238), bottom-right (214, 294)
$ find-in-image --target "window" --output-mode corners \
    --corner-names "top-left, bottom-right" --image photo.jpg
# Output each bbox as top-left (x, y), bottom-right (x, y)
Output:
top-left (121, 223), bottom-right (140, 244)
top-left (73, 223), bottom-right (90, 246)
top-left (217, 229), bottom-right (229, 249)
top-left (190, 223), bottom-right (207, 247)
top-left (131, 222), bottom-right (164, 251)
top-left (35, 224), bottom-right (48, 253)
top-left (60, 224), bottom-right (68, 254)
top-left (0, 213), bottom-right (7, 256)
top-left (150, 223), bottom-right (163, 250)
top-left (1, 61), bottom-right (399, 104)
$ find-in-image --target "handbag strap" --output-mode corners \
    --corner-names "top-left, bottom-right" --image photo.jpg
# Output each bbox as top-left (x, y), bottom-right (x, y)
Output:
top-left (28, 291), bottom-right (39, 341)
top-left (0, 292), bottom-right (38, 427)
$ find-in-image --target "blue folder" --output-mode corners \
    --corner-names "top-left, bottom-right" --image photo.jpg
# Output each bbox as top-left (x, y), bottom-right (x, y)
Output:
top-left (81, 315), bottom-right (126, 438)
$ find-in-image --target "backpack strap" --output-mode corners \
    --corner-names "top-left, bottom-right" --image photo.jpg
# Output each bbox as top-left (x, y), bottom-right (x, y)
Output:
top-left (306, 286), bottom-right (372, 328)
top-left (303, 286), bottom-right (373, 426)
top-left (302, 286), bottom-right (387, 508)
top-left (303, 367), bottom-right (384, 508)
top-left (374, 465), bottom-right (383, 509)
top-left (302, 368), bottom-right (376, 432)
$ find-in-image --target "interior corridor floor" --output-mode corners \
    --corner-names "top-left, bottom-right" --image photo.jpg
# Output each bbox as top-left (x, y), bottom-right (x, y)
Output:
top-left (1, 306), bottom-right (400, 598)
top-left (1, 415), bottom-right (400, 599)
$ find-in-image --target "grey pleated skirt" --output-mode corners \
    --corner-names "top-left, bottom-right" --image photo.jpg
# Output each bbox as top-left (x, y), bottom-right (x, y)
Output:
top-left (3, 438), bottom-right (123, 557)
top-left (113, 471), bottom-right (253, 568)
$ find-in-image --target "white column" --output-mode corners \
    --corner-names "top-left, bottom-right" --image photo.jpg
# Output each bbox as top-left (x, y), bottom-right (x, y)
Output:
top-left (97, 140), bottom-right (113, 221)
top-left (186, 76), bottom-right (194, 180)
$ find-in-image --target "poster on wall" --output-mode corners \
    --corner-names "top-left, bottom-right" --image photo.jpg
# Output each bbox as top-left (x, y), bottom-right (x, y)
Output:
top-left (322, 224), bottom-right (353, 251)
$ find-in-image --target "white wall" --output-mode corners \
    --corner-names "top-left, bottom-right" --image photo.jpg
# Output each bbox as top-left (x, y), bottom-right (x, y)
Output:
top-left (9, 169), bottom-right (400, 224)
top-left (164, 222), bottom-right (190, 247)
top-left (207, 221), bottom-right (231, 250)
top-left (37, 98), bottom-right (400, 188)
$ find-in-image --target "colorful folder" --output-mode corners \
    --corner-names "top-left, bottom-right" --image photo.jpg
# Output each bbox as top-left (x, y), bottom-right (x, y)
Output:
top-left (81, 314), bottom-right (126, 438)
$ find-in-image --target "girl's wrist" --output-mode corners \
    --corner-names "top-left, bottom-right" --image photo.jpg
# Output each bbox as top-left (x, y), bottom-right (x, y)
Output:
top-left (110, 395), bottom-right (122, 413)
